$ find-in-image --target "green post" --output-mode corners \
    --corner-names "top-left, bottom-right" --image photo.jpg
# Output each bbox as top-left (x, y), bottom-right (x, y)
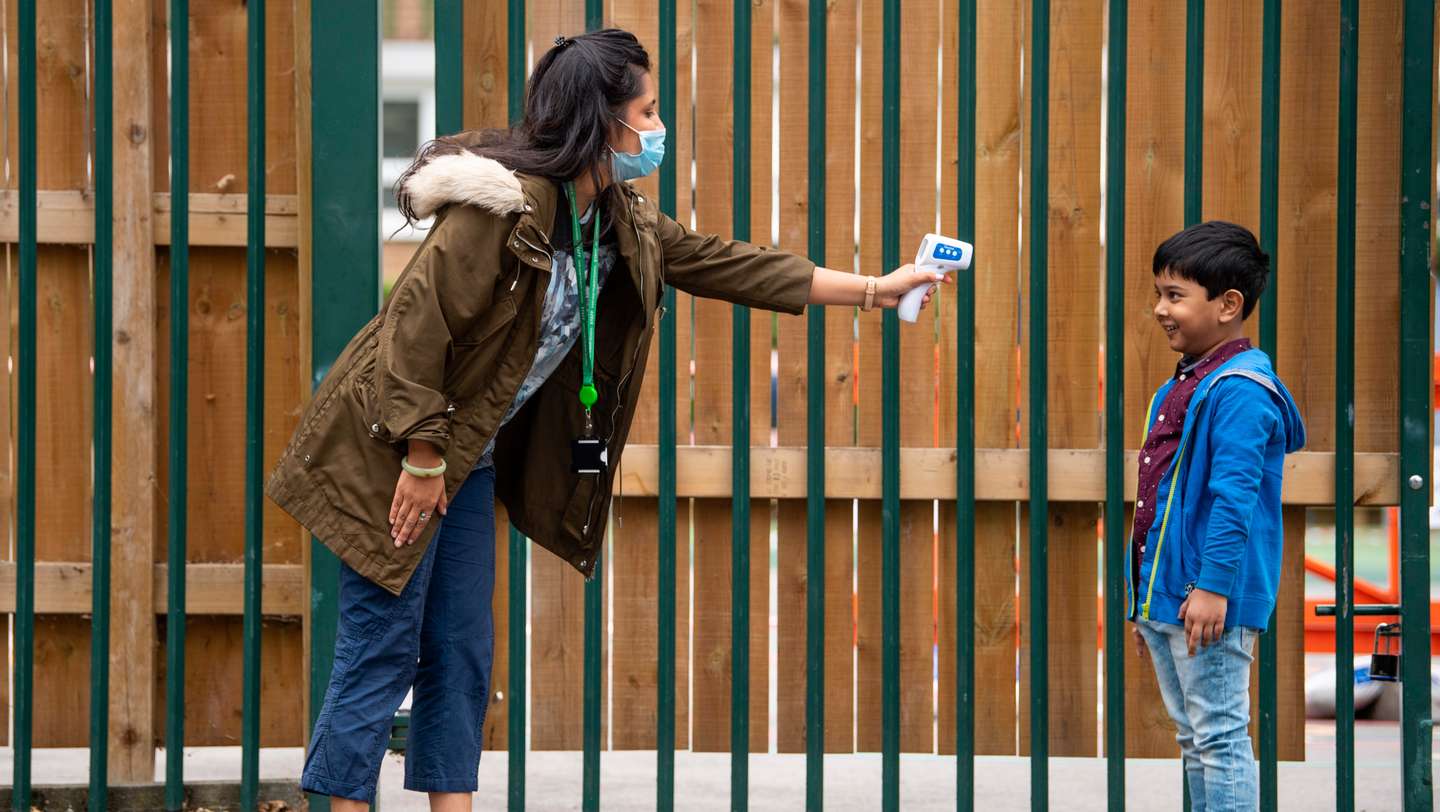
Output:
top-left (1183, 0), bottom-right (1204, 228)
top-left (240, 0), bottom-right (268, 807)
top-left (805, 0), bottom-right (827, 807)
top-left (1257, 3), bottom-right (1281, 809)
top-left (13, 1), bottom-right (37, 809)
top-left (656, 0), bottom-right (678, 805)
top-left (955, 1), bottom-right (977, 808)
top-left (1027, 1), bottom-right (1050, 808)
top-left (165, 1), bottom-right (191, 808)
top-left (732, 0), bottom-right (753, 805)
top-left (1335, 2), bottom-right (1358, 810)
top-left (507, 3), bottom-right (528, 809)
top-left (434, 0), bottom-right (462, 136)
top-left (308, 3), bottom-right (381, 811)
top-left (1398, 1), bottom-right (1435, 808)
top-left (1103, 2), bottom-right (1127, 809)
top-left (90, 1), bottom-right (115, 807)
top-left (581, 7), bottom-right (605, 809)
top-left (880, 0), bottom-right (902, 807)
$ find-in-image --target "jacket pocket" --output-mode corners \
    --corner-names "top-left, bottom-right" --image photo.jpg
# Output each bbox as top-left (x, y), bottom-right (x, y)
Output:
top-left (453, 294), bottom-right (518, 347)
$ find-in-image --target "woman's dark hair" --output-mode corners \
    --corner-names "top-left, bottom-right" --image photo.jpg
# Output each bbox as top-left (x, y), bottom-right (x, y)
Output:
top-left (396, 28), bottom-right (651, 224)
top-left (1152, 220), bottom-right (1270, 319)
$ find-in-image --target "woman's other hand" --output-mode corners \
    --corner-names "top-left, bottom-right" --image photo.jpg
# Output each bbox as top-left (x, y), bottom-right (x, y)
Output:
top-left (875, 263), bottom-right (953, 310)
top-left (390, 440), bottom-right (449, 547)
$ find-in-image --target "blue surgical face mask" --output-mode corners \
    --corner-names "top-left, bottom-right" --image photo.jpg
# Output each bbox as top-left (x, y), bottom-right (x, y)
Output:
top-left (610, 118), bottom-right (666, 182)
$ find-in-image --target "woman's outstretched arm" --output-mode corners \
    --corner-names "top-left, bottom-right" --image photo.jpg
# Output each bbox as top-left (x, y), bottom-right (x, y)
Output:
top-left (806, 264), bottom-right (953, 309)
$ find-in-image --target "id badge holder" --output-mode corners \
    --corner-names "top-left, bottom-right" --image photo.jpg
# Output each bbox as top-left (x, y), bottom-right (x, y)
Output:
top-left (572, 435), bottom-right (607, 475)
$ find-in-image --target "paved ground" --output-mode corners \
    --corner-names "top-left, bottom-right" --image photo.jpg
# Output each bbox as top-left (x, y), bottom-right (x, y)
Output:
top-left (0, 719), bottom-right (1431, 810)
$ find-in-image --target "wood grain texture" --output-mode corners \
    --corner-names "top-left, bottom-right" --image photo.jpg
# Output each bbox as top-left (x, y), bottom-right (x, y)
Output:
top-left (939, 0), bottom-right (1023, 758)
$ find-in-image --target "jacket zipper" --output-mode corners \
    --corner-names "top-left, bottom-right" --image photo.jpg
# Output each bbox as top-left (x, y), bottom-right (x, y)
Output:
top-left (578, 192), bottom-right (651, 560)
top-left (1138, 367), bottom-right (1264, 619)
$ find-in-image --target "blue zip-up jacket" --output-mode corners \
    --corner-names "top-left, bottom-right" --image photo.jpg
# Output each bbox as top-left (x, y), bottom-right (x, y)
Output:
top-left (1127, 347), bottom-right (1306, 632)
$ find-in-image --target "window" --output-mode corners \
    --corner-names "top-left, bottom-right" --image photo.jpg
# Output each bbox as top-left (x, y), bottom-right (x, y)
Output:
top-left (383, 100), bottom-right (422, 159)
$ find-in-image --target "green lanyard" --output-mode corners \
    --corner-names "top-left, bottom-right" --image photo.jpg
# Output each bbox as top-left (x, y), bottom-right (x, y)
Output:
top-left (564, 181), bottom-right (602, 419)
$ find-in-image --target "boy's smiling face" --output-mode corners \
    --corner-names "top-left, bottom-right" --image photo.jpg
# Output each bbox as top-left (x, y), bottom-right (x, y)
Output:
top-left (1152, 268), bottom-right (1245, 358)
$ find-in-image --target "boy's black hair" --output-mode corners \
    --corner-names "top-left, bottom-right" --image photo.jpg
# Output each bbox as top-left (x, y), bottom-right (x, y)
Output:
top-left (1152, 220), bottom-right (1270, 319)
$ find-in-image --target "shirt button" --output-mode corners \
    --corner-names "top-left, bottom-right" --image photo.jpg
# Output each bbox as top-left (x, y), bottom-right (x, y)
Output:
top-left (1144, 456), bottom-right (1151, 464)
top-left (1137, 500), bottom-right (1145, 508)
top-left (1180, 374), bottom-right (1186, 381)
top-left (1158, 414), bottom-right (1165, 422)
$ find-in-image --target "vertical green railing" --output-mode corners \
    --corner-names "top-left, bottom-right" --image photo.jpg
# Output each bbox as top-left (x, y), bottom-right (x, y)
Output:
top-left (1027, 1), bottom-right (1050, 808)
top-left (435, 0), bottom-right (462, 137)
top-left (165, 0), bottom-right (191, 809)
top-left (1256, 2), bottom-right (1282, 809)
top-left (240, 0), bottom-right (267, 807)
top-left (1103, 1), bottom-right (1128, 809)
top-left (13, 0), bottom-right (38, 809)
top-left (805, 0), bottom-right (828, 807)
top-left (1181, 5), bottom-right (1202, 806)
top-left (90, 1), bottom-right (115, 807)
top-left (308, 3), bottom-right (381, 812)
top-left (1398, 1), bottom-right (1435, 809)
top-left (656, 0), bottom-right (679, 804)
top-left (954, 2), bottom-right (978, 809)
top-left (582, 8), bottom-right (605, 811)
top-left (506, 1), bottom-right (528, 809)
top-left (1334, 2), bottom-right (1358, 810)
top-left (731, 0), bottom-right (754, 805)
top-left (879, 0), bottom-right (902, 808)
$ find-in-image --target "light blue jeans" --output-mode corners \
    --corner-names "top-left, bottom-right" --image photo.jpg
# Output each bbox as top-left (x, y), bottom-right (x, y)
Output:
top-left (1137, 618), bottom-right (1260, 811)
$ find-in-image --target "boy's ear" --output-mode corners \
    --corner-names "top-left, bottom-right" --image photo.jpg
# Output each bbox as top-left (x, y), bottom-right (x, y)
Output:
top-left (1217, 288), bottom-right (1245, 323)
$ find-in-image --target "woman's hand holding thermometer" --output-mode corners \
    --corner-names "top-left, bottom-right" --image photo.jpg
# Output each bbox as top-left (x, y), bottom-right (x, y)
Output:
top-left (898, 234), bottom-right (974, 322)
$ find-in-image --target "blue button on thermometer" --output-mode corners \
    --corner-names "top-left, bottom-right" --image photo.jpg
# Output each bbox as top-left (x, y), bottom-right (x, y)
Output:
top-left (900, 233), bottom-right (974, 322)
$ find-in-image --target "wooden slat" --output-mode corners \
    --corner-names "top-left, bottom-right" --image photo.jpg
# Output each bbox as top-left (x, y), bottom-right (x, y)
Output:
top-left (1019, 0), bottom-right (1102, 759)
top-left (690, 0), bottom-right (740, 753)
top-left (894, 0), bottom-right (941, 757)
top-left (109, 0), bottom-right (159, 780)
top-left (1354, 1), bottom-right (1403, 455)
top-left (1122, 0), bottom-right (1187, 759)
top-left (0, 0), bottom-right (18, 750)
top-left (939, 0), bottom-right (1023, 758)
top-left (529, 549), bottom-right (588, 750)
top-left (0, 562), bottom-right (303, 615)
top-left (0, 190), bottom-right (303, 247)
top-left (746, 0), bottom-right (775, 757)
top-left (30, 0), bottom-right (95, 748)
top-left (154, 0), bottom-right (306, 748)
top-left (820, 0), bottom-right (859, 755)
top-left (614, 445), bottom-right (1401, 504)
top-left (853, 0), bottom-right (884, 754)
top-left (671, 0), bottom-right (696, 752)
top-left (468, 0), bottom-right (511, 757)
top-left (171, 616), bottom-right (304, 746)
top-left (483, 505), bottom-right (511, 752)
top-left (774, 0), bottom-right (810, 754)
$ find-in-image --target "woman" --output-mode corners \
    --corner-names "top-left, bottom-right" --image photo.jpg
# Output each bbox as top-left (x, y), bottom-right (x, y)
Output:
top-left (266, 28), bottom-right (947, 810)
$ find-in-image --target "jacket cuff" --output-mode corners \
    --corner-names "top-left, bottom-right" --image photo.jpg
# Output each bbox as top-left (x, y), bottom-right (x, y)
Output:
top-left (770, 256), bottom-right (816, 316)
top-left (1195, 562), bottom-right (1239, 598)
top-left (395, 418), bottom-right (452, 456)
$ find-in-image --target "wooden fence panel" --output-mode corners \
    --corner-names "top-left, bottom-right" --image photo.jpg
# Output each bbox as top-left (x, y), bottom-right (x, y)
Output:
top-left (1018, 0), bottom-right (1103, 759)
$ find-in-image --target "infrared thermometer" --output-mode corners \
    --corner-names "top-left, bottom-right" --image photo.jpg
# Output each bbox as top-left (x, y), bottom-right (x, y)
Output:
top-left (898, 234), bottom-right (974, 323)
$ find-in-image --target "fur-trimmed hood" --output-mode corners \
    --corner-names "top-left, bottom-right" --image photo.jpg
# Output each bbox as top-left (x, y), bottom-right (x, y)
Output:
top-left (399, 151), bottom-right (528, 220)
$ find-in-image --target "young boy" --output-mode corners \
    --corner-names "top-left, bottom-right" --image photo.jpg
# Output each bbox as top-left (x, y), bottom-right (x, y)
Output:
top-left (1130, 221), bottom-right (1306, 810)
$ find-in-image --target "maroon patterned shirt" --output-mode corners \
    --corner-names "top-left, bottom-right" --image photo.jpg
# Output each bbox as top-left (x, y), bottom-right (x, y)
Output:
top-left (1132, 338), bottom-right (1253, 568)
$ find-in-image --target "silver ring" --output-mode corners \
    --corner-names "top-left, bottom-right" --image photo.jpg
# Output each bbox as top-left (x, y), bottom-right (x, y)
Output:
top-left (419, 511), bottom-right (429, 521)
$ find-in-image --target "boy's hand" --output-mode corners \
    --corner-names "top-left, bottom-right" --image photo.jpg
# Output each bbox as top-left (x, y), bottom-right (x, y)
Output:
top-left (1133, 627), bottom-right (1148, 662)
top-left (1178, 588), bottom-right (1228, 656)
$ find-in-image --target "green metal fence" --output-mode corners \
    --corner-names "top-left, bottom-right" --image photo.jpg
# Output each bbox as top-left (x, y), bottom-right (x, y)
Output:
top-left (5, 0), bottom-right (1436, 810)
